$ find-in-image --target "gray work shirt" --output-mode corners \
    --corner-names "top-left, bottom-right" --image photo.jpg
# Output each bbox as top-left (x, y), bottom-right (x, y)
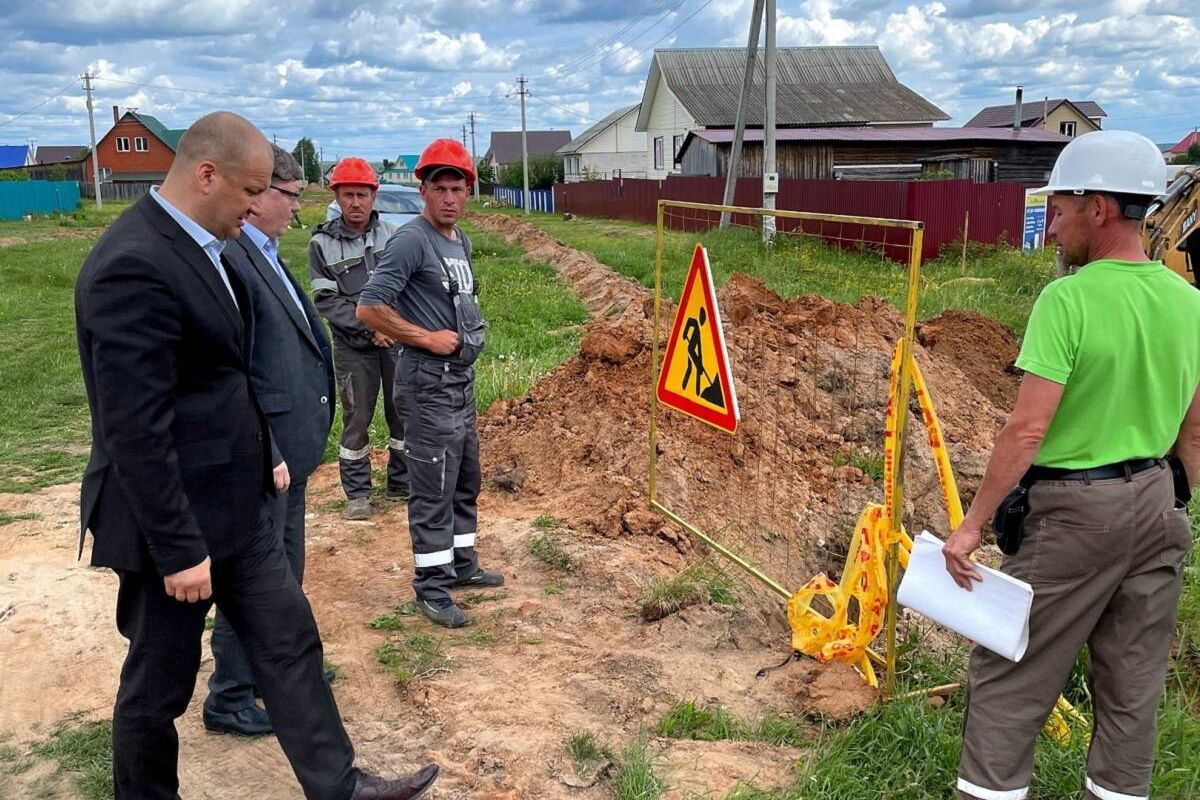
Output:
top-left (359, 216), bottom-right (474, 339)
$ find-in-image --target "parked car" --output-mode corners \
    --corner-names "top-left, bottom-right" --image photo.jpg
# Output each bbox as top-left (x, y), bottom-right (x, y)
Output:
top-left (325, 183), bottom-right (423, 227)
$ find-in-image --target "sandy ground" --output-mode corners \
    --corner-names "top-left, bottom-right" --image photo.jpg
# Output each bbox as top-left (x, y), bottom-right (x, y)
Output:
top-left (0, 471), bottom-right (862, 799)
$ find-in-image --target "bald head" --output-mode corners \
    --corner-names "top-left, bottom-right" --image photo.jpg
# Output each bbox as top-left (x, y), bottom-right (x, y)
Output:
top-left (158, 111), bottom-right (273, 240)
top-left (174, 111), bottom-right (270, 173)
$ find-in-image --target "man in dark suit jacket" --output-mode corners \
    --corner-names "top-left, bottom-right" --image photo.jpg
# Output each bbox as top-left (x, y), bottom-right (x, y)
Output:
top-left (203, 144), bottom-right (337, 735)
top-left (75, 111), bottom-right (437, 800)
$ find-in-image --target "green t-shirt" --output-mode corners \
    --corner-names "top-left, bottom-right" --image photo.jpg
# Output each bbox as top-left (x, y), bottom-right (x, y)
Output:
top-left (1016, 259), bottom-right (1200, 468)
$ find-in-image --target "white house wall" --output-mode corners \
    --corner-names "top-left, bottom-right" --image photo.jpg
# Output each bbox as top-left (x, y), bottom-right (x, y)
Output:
top-left (644, 83), bottom-right (696, 179)
top-left (569, 110), bottom-right (648, 180)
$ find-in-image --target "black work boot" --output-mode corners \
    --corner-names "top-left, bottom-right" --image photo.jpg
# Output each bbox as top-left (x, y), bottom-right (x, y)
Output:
top-left (451, 568), bottom-right (505, 588)
top-left (415, 597), bottom-right (469, 628)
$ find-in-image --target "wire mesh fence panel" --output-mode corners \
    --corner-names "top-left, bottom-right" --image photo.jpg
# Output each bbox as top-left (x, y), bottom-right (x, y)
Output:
top-left (648, 200), bottom-right (923, 619)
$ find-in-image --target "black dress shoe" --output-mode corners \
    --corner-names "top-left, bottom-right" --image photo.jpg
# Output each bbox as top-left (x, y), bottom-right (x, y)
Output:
top-left (349, 764), bottom-right (439, 800)
top-left (203, 705), bottom-right (274, 737)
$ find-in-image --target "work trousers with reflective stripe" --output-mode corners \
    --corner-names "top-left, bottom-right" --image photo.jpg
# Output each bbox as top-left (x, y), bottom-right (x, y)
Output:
top-left (396, 351), bottom-right (480, 602)
top-left (957, 465), bottom-right (1193, 800)
top-left (333, 338), bottom-right (406, 498)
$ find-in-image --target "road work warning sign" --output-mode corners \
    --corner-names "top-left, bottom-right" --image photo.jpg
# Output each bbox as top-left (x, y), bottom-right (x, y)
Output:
top-left (656, 243), bottom-right (739, 433)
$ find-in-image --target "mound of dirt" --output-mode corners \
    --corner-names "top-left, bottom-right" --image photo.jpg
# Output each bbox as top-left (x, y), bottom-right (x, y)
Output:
top-left (475, 212), bottom-right (1016, 590)
top-left (918, 310), bottom-right (1021, 408)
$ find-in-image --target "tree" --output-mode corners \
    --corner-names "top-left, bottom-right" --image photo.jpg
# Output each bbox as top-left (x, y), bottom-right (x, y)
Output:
top-left (292, 137), bottom-right (320, 184)
top-left (1172, 143), bottom-right (1200, 165)
top-left (499, 155), bottom-right (564, 190)
top-left (48, 164), bottom-right (68, 181)
top-left (382, 158), bottom-right (394, 171)
top-left (476, 159), bottom-right (494, 185)
top-left (0, 169), bottom-right (30, 182)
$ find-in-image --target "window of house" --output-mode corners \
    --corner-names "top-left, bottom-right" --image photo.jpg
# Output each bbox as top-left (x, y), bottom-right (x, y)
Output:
top-left (115, 137), bottom-right (130, 152)
top-left (673, 134), bottom-right (684, 164)
top-left (1059, 121), bottom-right (1077, 138)
top-left (134, 137), bottom-right (148, 152)
top-left (654, 136), bottom-right (664, 171)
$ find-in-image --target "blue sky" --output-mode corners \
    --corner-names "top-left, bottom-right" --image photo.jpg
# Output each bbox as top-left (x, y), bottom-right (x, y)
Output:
top-left (1, 0), bottom-right (1197, 161)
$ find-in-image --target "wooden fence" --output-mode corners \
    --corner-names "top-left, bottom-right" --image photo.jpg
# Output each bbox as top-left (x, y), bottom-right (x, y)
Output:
top-left (80, 181), bottom-right (156, 202)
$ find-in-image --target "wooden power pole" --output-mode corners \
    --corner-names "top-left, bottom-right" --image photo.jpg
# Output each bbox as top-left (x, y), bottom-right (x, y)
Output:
top-left (762, 0), bottom-right (777, 245)
top-left (720, 0), bottom-right (765, 229)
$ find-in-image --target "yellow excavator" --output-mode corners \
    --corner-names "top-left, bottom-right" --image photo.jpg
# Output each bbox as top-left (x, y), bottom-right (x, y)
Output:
top-left (1144, 165), bottom-right (1200, 288)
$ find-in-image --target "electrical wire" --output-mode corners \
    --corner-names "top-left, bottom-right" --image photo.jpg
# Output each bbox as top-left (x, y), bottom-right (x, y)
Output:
top-left (0, 77), bottom-right (81, 129)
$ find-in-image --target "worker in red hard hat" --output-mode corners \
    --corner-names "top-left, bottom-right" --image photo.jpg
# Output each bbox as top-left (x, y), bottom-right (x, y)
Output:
top-left (309, 157), bottom-right (406, 520)
top-left (357, 138), bottom-right (501, 629)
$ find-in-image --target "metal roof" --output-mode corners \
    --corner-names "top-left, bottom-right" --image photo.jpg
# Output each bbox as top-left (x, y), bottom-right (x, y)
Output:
top-left (0, 145), bottom-right (30, 168)
top-left (558, 104), bottom-right (639, 154)
top-left (485, 130), bottom-right (573, 164)
top-left (678, 126), bottom-right (1070, 161)
top-left (128, 112), bottom-right (185, 151)
top-left (1169, 131), bottom-right (1200, 154)
top-left (689, 126), bottom-right (1070, 144)
top-left (636, 46), bottom-right (948, 130)
top-left (963, 99), bottom-right (1107, 128)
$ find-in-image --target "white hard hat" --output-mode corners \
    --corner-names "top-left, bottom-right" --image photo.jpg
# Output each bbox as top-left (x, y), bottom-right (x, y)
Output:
top-left (1032, 129), bottom-right (1167, 198)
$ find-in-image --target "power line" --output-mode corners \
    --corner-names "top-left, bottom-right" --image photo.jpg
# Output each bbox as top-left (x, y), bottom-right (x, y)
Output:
top-left (0, 77), bottom-right (81, 129)
top-left (552, 0), bottom-right (677, 76)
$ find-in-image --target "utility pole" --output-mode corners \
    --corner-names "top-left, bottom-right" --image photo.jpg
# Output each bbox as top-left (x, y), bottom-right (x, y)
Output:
top-left (517, 75), bottom-right (530, 216)
top-left (82, 71), bottom-right (102, 210)
top-left (461, 124), bottom-right (468, 147)
top-left (318, 146), bottom-right (324, 186)
top-left (468, 112), bottom-right (479, 201)
top-left (762, 0), bottom-right (777, 245)
top-left (299, 139), bottom-right (307, 184)
top-left (720, 0), bottom-right (765, 229)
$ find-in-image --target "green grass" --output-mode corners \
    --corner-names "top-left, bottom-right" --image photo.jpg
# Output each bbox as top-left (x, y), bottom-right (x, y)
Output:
top-left (0, 511), bottom-right (39, 526)
top-left (612, 739), bottom-right (665, 800)
top-left (637, 561), bottom-right (741, 621)
top-left (497, 211), bottom-right (1056, 336)
top-left (534, 512), bottom-right (563, 528)
top-left (29, 714), bottom-right (113, 800)
top-left (568, 730), bottom-right (616, 766)
top-left (530, 529), bottom-right (575, 572)
top-left (368, 601), bottom-right (417, 630)
top-left (0, 195), bottom-right (587, 491)
top-left (833, 449), bottom-right (885, 482)
top-left (375, 632), bottom-right (449, 689)
top-left (656, 701), bottom-right (807, 748)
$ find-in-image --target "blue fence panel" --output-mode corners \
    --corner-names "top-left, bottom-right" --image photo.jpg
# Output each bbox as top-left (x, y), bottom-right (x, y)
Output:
top-left (493, 186), bottom-right (554, 213)
top-left (0, 180), bottom-right (80, 220)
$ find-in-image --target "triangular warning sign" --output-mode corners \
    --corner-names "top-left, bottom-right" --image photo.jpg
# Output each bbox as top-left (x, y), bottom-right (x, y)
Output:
top-left (656, 243), bottom-right (739, 433)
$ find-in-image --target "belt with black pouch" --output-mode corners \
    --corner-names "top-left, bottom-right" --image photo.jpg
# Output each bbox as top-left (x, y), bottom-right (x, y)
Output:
top-left (991, 456), bottom-right (1187, 556)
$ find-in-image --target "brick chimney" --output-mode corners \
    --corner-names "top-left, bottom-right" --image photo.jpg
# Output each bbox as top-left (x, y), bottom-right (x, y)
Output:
top-left (112, 106), bottom-right (120, 126)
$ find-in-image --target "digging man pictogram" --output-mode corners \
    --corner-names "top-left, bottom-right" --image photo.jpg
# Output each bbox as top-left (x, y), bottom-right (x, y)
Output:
top-left (680, 307), bottom-right (726, 409)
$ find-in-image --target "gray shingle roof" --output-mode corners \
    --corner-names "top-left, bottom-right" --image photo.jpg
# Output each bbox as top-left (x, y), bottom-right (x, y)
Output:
top-left (486, 130), bottom-right (572, 164)
top-left (35, 145), bottom-right (88, 163)
top-left (963, 99), bottom-right (1107, 128)
top-left (557, 105), bottom-right (639, 154)
top-left (637, 46), bottom-right (948, 129)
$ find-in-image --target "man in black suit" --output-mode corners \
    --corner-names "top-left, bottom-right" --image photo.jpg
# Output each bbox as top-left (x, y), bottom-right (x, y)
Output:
top-left (75, 111), bottom-right (437, 800)
top-left (202, 144), bottom-right (336, 735)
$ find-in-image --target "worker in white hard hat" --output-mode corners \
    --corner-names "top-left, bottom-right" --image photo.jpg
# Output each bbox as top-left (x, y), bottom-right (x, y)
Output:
top-left (942, 130), bottom-right (1200, 800)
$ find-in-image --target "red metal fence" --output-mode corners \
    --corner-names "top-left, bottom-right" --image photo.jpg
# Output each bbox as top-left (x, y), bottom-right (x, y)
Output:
top-left (553, 177), bottom-right (1034, 260)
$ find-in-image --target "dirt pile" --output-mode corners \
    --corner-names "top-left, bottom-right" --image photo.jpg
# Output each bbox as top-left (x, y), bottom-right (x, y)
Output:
top-left (473, 213), bottom-right (1018, 590)
top-left (918, 310), bottom-right (1021, 408)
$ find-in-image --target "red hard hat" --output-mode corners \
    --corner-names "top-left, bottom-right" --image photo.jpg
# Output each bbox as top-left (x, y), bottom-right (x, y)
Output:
top-left (415, 138), bottom-right (476, 185)
top-left (328, 157), bottom-right (379, 189)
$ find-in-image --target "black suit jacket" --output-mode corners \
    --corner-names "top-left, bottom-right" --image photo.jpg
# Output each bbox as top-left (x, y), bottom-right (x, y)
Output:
top-left (75, 195), bottom-right (273, 576)
top-left (224, 231), bottom-right (335, 479)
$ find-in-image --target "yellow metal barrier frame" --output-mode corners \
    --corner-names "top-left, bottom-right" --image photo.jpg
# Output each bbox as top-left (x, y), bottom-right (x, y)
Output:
top-left (647, 199), bottom-right (924, 690)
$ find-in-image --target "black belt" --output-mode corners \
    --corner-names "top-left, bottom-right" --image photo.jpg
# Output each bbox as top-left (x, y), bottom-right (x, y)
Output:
top-left (1025, 457), bottom-right (1164, 484)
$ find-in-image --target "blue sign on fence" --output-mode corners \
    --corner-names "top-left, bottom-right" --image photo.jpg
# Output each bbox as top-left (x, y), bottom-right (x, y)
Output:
top-left (0, 180), bottom-right (81, 221)
top-left (1022, 190), bottom-right (1047, 251)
